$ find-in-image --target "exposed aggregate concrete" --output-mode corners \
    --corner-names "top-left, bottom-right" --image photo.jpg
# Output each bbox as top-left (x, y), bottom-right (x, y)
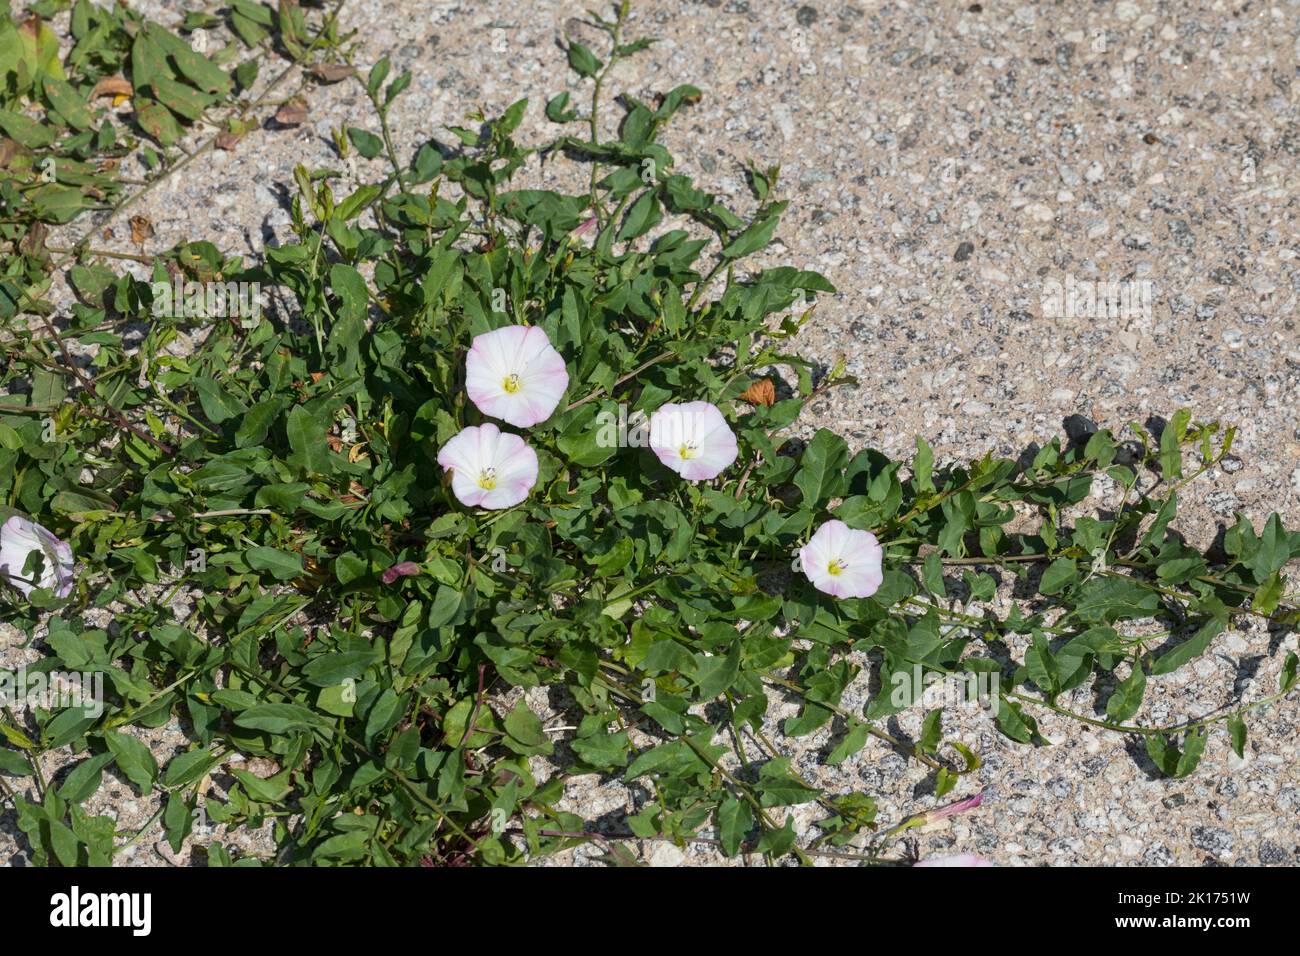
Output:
top-left (3, 0), bottom-right (1298, 866)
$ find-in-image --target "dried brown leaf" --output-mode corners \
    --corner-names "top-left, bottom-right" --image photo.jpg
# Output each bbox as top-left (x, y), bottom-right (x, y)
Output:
top-left (129, 215), bottom-right (154, 244)
top-left (274, 96), bottom-right (309, 126)
top-left (308, 63), bottom-right (354, 83)
top-left (90, 76), bottom-right (133, 100)
top-left (739, 378), bottom-right (776, 406)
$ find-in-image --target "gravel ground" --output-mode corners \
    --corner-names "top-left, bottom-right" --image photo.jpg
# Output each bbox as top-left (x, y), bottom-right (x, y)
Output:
top-left (2, 0), bottom-right (1298, 866)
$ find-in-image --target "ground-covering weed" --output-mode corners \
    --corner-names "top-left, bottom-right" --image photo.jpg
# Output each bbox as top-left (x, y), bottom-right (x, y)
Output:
top-left (0, 3), bottom-right (1297, 866)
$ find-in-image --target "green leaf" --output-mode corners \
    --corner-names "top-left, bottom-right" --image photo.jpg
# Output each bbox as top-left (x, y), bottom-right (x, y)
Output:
top-left (1106, 660), bottom-right (1146, 723)
top-left (1279, 653), bottom-right (1298, 694)
top-left (921, 552), bottom-right (946, 598)
top-left (1175, 727), bottom-right (1208, 777)
top-left (1227, 714), bottom-right (1246, 760)
top-left (755, 815), bottom-right (796, 856)
top-left (1251, 571), bottom-right (1284, 615)
top-left (567, 42), bottom-right (602, 78)
top-left (0, 749), bottom-right (30, 776)
top-left (721, 202), bottom-right (788, 259)
top-left (286, 405), bottom-right (334, 476)
top-left (234, 703), bottom-right (327, 734)
top-left (163, 791), bottom-right (193, 852)
top-left (616, 190), bottom-right (662, 241)
top-left (717, 795), bottom-right (752, 857)
top-left (913, 437), bottom-right (934, 492)
top-left (1038, 557), bottom-right (1078, 595)
top-left (503, 701), bottom-right (552, 755)
top-left (57, 752), bottom-right (115, 802)
top-left (693, 645), bottom-right (740, 699)
top-left (570, 730), bottom-right (629, 770)
top-left (1249, 514), bottom-right (1289, 582)
top-left (302, 651), bottom-right (377, 687)
top-left (232, 767), bottom-right (292, 803)
top-left (794, 429), bottom-right (849, 507)
top-left (756, 757), bottom-right (818, 806)
top-left (104, 731), bottom-right (158, 792)
top-left (347, 126), bottom-right (384, 159)
top-left (1024, 632), bottom-right (1059, 696)
top-left (1150, 616), bottom-right (1225, 676)
top-left (245, 546), bottom-right (304, 581)
top-left (1157, 409), bottom-right (1189, 479)
top-left (43, 77), bottom-right (94, 130)
top-left (163, 747), bottom-right (221, 789)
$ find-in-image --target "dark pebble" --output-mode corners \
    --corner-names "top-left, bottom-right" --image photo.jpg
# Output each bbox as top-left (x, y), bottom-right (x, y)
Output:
top-left (953, 240), bottom-right (974, 262)
top-left (1063, 414), bottom-right (1098, 443)
top-left (1142, 844), bottom-right (1175, 866)
top-left (1191, 826), bottom-right (1234, 856)
top-left (1258, 841), bottom-right (1290, 865)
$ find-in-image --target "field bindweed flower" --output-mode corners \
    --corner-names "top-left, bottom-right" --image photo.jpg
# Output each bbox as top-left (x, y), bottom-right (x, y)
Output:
top-left (437, 423), bottom-right (539, 510)
top-left (380, 561), bottom-right (422, 585)
top-left (799, 519), bottom-right (884, 599)
top-left (0, 515), bottom-right (75, 598)
top-left (465, 325), bottom-right (569, 428)
top-left (647, 401), bottom-right (738, 482)
top-left (922, 792), bottom-right (983, 823)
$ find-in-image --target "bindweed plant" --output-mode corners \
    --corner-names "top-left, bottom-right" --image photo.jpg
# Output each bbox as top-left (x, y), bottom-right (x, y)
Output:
top-left (1, 3), bottom-right (1298, 866)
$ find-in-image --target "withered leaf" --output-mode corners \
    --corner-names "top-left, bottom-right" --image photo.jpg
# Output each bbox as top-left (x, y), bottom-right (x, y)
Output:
top-left (0, 138), bottom-right (23, 169)
top-left (274, 96), bottom-right (309, 126)
top-left (90, 76), bottom-right (133, 101)
top-left (215, 118), bottom-right (253, 151)
top-left (739, 378), bottom-right (776, 406)
top-left (19, 221), bottom-right (49, 257)
top-left (308, 63), bottom-right (354, 84)
top-left (129, 215), bottom-right (155, 244)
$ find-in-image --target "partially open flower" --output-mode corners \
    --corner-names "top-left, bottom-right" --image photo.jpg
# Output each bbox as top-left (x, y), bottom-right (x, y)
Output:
top-left (465, 325), bottom-right (569, 428)
top-left (0, 515), bottom-right (75, 598)
top-left (647, 401), bottom-right (738, 482)
top-left (380, 561), bottom-right (422, 585)
top-left (799, 519), bottom-right (884, 599)
top-left (922, 792), bottom-right (983, 823)
top-left (437, 423), bottom-right (539, 510)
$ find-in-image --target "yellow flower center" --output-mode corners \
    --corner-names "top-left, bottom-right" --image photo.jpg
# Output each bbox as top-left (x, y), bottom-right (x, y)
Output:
top-left (826, 558), bottom-right (847, 577)
top-left (477, 467), bottom-right (498, 490)
top-left (678, 442), bottom-right (698, 460)
top-left (502, 373), bottom-right (522, 394)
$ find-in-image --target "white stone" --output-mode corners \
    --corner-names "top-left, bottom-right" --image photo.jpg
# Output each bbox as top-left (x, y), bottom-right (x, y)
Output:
top-left (647, 843), bottom-right (687, 867)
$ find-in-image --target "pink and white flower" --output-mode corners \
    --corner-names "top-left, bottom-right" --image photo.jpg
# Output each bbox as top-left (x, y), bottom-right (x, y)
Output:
top-left (380, 561), bottom-right (422, 585)
top-left (798, 519), bottom-right (884, 599)
top-left (0, 515), bottom-right (75, 598)
top-left (922, 792), bottom-right (983, 823)
top-left (437, 423), bottom-right (539, 510)
top-left (465, 325), bottom-right (569, 428)
top-left (647, 401), bottom-right (738, 482)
